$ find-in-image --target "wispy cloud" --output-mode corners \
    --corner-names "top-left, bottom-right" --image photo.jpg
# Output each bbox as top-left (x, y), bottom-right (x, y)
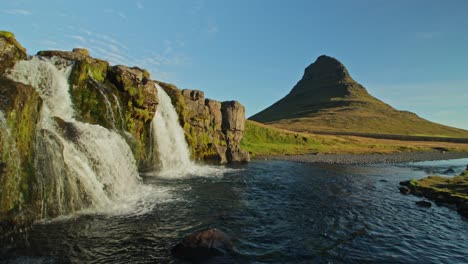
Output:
top-left (65, 27), bottom-right (186, 83)
top-left (136, 0), bottom-right (144, 10)
top-left (68, 35), bottom-right (87, 43)
top-left (3, 9), bottom-right (32, 16)
top-left (104, 9), bottom-right (127, 20)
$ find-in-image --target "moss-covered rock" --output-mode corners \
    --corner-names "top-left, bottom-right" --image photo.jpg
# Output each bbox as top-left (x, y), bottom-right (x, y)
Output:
top-left (158, 81), bottom-right (249, 163)
top-left (402, 168), bottom-right (468, 218)
top-left (107, 65), bottom-right (158, 167)
top-left (0, 31), bottom-right (27, 76)
top-left (0, 77), bottom-right (42, 217)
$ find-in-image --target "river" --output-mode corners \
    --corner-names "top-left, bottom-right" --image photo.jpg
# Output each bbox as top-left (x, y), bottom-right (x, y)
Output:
top-left (1, 158), bottom-right (468, 263)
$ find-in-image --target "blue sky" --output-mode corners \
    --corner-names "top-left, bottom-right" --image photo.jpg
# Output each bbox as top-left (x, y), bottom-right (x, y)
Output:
top-left (1, 0), bottom-right (467, 129)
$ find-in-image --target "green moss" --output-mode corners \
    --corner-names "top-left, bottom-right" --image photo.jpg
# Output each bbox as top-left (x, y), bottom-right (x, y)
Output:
top-left (0, 30), bottom-right (26, 54)
top-left (0, 31), bottom-right (15, 39)
top-left (69, 59), bottom-right (108, 84)
top-left (409, 179), bottom-right (419, 187)
top-left (0, 79), bottom-right (42, 213)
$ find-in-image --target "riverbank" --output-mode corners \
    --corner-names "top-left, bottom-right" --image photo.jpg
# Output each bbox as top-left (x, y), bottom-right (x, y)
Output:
top-left (255, 151), bottom-right (468, 165)
top-left (241, 120), bottom-right (468, 157)
top-left (400, 166), bottom-right (468, 218)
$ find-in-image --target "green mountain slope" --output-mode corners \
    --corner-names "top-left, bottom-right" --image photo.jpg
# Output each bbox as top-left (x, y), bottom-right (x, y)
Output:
top-left (250, 55), bottom-right (468, 138)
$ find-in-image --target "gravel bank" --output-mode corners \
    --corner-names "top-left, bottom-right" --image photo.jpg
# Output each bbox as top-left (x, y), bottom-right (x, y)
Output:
top-left (256, 152), bottom-right (468, 165)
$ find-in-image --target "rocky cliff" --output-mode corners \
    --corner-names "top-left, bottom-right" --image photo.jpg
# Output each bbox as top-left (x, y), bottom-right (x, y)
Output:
top-left (158, 82), bottom-right (249, 163)
top-left (0, 31), bottom-right (249, 225)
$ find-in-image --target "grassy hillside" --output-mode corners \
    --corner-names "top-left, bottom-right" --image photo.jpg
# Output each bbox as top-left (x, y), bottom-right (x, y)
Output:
top-left (241, 120), bottom-right (468, 157)
top-left (250, 55), bottom-right (468, 138)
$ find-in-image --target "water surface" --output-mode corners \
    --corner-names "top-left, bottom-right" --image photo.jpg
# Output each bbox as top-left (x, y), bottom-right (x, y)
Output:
top-left (1, 159), bottom-right (468, 263)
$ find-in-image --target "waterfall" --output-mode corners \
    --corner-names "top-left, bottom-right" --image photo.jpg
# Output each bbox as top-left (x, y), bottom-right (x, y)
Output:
top-left (152, 84), bottom-right (194, 175)
top-left (7, 56), bottom-right (155, 216)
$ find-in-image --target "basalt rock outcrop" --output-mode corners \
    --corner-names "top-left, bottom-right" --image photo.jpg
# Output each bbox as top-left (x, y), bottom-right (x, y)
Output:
top-left (159, 82), bottom-right (250, 163)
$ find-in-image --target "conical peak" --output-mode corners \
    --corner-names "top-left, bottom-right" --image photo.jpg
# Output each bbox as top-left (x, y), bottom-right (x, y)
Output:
top-left (302, 55), bottom-right (352, 82)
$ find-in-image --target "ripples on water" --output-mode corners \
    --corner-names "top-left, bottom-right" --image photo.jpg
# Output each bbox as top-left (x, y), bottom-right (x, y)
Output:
top-left (1, 159), bottom-right (468, 263)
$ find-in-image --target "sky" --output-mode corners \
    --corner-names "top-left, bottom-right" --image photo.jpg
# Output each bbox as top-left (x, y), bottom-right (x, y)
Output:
top-left (1, 0), bottom-right (467, 129)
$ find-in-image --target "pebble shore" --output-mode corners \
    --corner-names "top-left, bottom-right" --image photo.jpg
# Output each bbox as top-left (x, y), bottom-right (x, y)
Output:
top-left (256, 151), bottom-right (468, 165)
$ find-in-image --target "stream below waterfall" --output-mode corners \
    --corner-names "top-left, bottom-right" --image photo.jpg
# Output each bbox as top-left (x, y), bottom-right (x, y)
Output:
top-left (1, 158), bottom-right (468, 264)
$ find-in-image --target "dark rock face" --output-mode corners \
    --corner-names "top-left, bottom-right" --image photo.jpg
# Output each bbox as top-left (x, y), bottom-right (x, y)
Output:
top-left (159, 82), bottom-right (249, 163)
top-left (172, 228), bottom-right (233, 260)
top-left (415, 200), bottom-right (432, 207)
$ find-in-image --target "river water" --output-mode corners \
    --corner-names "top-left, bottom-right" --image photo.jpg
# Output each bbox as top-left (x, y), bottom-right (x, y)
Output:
top-left (1, 158), bottom-right (468, 263)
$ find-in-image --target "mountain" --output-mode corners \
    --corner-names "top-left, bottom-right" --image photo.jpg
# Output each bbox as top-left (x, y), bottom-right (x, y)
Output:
top-left (250, 55), bottom-right (468, 138)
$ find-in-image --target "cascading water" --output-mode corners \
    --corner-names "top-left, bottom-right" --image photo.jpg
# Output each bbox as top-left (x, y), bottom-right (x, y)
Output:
top-left (7, 56), bottom-right (158, 216)
top-left (152, 84), bottom-right (193, 171)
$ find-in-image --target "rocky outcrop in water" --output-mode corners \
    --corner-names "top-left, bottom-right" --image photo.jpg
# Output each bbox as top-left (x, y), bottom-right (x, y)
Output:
top-left (172, 228), bottom-right (234, 260)
top-left (400, 168), bottom-right (468, 218)
top-left (159, 82), bottom-right (249, 163)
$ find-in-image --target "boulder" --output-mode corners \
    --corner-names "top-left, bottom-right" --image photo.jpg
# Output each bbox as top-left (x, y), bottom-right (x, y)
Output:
top-left (443, 168), bottom-right (455, 174)
top-left (0, 31), bottom-right (27, 76)
top-left (399, 180), bottom-right (411, 186)
top-left (221, 101), bottom-right (245, 132)
top-left (415, 200), bottom-right (432, 207)
top-left (457, 202), bottom-right (468, 218)
top-left (172, 228), bottom-right (233, 261)
top-left (399, 186), bottom-right (410, 195)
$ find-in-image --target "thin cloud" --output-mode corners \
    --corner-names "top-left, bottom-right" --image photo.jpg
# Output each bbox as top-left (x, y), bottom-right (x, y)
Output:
top-left (104, 9), bottom-right (127, 20)
top-left (68, 35), bottom-right (87, 43)
top-left (4, 9), bottom-right (32, 16)
top-left (136, 0), bottom-right (144, 10)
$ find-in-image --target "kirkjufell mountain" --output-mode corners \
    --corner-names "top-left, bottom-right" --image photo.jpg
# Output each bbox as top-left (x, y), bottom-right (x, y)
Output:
top-left (250, 55), bottom-right (468, 138)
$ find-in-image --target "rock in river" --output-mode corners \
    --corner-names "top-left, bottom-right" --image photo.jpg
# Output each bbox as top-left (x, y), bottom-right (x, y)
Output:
top-left (416, 200), bottom-right (432, 207)
top-left (172, 228), bottom-right (234, 261)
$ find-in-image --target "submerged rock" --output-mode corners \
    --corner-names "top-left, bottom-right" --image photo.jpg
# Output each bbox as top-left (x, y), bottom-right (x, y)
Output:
top-left (172, 228), bottom-right (234, 260)
top-left (443, 168), bottom-right (455, 174)
top-left (399, 186), bottom-right (410, 195)
top-left (415, 200), bottom-right (432, 207)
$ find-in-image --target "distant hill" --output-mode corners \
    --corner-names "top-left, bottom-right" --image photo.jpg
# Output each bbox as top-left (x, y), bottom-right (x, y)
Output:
top-left (250, 55), bottom-right (468, 138)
